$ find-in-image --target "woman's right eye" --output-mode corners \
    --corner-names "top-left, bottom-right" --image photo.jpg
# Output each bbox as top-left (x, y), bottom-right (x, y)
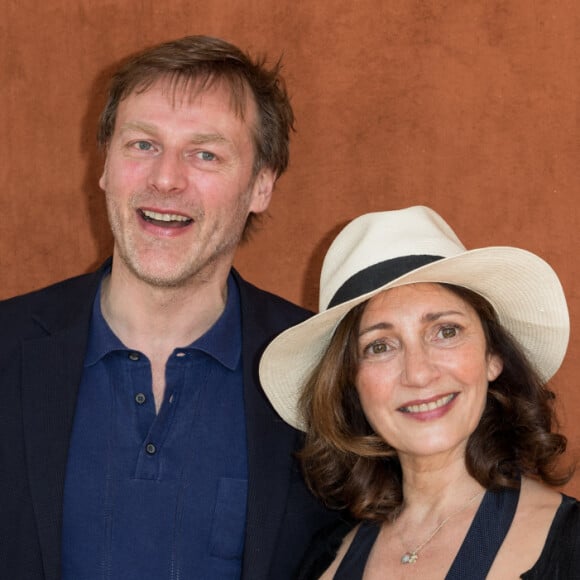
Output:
top-left (362, 340), bottom-right (391, 357)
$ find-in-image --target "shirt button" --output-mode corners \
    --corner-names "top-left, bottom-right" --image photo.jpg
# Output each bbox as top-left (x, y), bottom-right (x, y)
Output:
top-left (145, 443), bottom-right (157, 455)
top-left (135, 393), bottom-right (146, 405)
top-left (128, 352), bottom-right (140, 361)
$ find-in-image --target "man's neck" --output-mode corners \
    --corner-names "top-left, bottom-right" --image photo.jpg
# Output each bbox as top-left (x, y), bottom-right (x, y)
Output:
top-left (100, 265), bottom-right (229, 356)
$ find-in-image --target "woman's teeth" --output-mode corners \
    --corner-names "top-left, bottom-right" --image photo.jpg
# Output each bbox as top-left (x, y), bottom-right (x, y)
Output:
top-left (400, 393), bottom-right (456, 414)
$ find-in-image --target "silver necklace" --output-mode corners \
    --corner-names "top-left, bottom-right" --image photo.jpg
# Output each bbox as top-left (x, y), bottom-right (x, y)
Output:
top-left (400, 490), bottom-right (484, 564)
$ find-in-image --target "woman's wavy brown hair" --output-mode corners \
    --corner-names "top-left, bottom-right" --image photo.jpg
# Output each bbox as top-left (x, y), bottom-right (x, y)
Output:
top-left (298, 283), bottom-right (573, 522)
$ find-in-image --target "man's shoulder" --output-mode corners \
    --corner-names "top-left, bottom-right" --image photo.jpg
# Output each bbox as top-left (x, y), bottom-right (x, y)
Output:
top-left (233, 270), bottom-right (312, 329)
top-left (1, 268), bottom-right (101, 308)
top-left (0, 266), bottom-right (104, 336)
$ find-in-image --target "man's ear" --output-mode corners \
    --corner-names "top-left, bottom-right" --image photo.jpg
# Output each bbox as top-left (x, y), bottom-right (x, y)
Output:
top-left (249, 167), bottom-right (276, 214)
top-left (99, 155), bottom-right (109, 192)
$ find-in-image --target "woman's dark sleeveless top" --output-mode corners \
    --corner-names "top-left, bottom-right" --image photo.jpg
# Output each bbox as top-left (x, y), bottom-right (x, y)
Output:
top-left (334, 487), bottom-right (520, 580)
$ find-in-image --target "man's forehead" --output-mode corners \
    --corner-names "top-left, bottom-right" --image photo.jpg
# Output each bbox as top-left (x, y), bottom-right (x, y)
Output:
top-left (124, 75), bottom-right (256, 121)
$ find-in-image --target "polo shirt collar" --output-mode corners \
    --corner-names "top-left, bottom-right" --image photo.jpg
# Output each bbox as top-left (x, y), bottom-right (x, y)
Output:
top-left (84, 271), bottom-right (241, 371)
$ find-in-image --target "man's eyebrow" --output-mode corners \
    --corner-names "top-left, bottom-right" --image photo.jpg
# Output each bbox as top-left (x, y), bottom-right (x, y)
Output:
top-left (118, 121), bottom-right (158, 134)
top-left (118, 123), bottom-right (229, 145)
top-left (188, 133), bottom-right (228, 145)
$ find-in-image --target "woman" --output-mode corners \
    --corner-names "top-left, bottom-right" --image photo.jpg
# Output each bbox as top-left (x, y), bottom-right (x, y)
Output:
top-left (259, 206), bottom-right (579, 579)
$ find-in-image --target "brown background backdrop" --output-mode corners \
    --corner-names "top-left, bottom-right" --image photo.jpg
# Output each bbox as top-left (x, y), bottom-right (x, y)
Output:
top-left (1, 1), bottom-right (578, 495)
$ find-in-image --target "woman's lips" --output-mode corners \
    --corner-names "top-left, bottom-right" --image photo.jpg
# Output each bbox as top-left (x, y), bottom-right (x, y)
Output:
top-left (398, 393), bottom-right (457, 414)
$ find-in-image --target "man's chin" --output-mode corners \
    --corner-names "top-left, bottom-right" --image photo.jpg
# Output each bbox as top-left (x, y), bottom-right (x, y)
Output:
top-left (117, 255), bottom-right (196, 289)
top-left (132, 268), bottom-right (194, 289)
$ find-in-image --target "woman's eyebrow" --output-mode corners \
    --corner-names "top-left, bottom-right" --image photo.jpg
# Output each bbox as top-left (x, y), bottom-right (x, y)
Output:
top-left (358, 321), bottom-right (392, 338)
top-left (422, 310), bottom-right (465, 322)
top-left (358, 310), bottom-right (466, 337)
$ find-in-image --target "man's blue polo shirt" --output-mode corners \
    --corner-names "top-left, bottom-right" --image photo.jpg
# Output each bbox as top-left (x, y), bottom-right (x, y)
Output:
top-left (61, 274), bottom-right (247, 579)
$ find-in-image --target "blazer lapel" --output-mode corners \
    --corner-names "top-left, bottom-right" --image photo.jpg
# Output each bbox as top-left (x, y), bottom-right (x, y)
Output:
top-left (236, 273), bottom-right (306, 580)
top-left (20, 268), bottom-right (102, 580)
top-left (243, 375), bottom-right (297, 580)
top-left (21, 325), bottom-right (89, 579)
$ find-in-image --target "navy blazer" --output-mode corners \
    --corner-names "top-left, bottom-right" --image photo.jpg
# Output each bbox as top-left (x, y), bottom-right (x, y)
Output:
top-left (0, 262), bottom-right (339, 579)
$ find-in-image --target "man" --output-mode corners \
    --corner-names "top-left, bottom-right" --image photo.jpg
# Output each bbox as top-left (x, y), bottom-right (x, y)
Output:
top-left (0, 36), bottom-right (338, 579)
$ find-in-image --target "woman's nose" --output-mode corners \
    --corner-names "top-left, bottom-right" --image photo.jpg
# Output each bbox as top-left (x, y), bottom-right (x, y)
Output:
top-left (400, 343), bottom-right (438, 387)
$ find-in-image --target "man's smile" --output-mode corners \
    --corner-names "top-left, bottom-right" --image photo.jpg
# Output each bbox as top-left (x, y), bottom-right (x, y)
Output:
top-left (139, 208), bottom-right (193, 227)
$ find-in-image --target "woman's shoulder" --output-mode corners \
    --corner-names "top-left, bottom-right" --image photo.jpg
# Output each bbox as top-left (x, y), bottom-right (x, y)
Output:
top-left (295, 517), bottom-right (359, 580)
top-left (516, 478), bottom-right (564, 526)
top-left (489, 479), bottom-right (568, 577)
top-left (517, 481), bottom-right (580, 578)
top-left (519, 493), bottom-right (580, 578)
top-left (298, 518), bottom-right (384, 580)
top-left (520, 479), bottom-right (580, 536)
top-left (526, 482), bottom-right (580, 541)
top-left (521, 476), bottom-right (563, 501)
top-left (546, 492), bottom-right (580, 532)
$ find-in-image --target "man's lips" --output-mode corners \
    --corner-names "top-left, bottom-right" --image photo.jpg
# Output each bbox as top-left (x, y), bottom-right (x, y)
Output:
top-left (398, 393), bottom-right (457, 414)
top-left (139, 209), bottom-right (193, 227)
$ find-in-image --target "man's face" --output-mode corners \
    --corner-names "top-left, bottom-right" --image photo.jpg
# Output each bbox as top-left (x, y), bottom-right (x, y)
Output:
top-left (99, 78), bottom-right (274, 288)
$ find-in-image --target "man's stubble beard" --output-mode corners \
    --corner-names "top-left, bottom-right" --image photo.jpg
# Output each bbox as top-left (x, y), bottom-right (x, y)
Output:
top-left (105, 187), bottom-right (253, 289)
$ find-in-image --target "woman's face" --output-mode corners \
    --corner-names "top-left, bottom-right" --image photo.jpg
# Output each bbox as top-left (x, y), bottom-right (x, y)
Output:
top-left (355, 283), bottom-right (503, 462)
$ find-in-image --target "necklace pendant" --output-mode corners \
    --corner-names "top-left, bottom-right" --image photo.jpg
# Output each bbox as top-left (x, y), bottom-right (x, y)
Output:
top-left (401, 551), bottom-right (418, 564)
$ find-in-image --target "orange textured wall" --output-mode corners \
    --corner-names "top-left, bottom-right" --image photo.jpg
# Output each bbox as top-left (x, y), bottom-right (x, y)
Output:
top-left (1, 1), bottom-right (578, 495)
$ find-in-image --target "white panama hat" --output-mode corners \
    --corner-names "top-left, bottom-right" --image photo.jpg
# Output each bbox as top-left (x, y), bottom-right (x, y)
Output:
top-left (259, 205), bottom-right (570, 431)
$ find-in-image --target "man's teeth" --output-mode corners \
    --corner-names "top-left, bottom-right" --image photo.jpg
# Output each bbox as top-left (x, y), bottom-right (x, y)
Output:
top-left (142, 210), bottom-right (190, 222)
top-left (401, 393), bottom-right (455, 414)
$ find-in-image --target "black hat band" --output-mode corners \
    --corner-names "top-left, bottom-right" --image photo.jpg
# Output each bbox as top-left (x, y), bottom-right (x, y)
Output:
top-left (327, 254), bottom-right (444, 309)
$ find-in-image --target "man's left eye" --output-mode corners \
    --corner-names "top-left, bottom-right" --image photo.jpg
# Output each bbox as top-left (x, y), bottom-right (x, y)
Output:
top-left (198, 151), bottom-right (216, 161)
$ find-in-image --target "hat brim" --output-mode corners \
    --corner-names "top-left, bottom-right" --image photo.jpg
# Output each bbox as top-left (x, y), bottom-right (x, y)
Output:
top-left (259, 247), bottom-right (569, 431)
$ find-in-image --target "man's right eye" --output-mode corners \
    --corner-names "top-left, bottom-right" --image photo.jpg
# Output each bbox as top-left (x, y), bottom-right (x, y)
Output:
top-left (134, 141), bottom-right (153, 151)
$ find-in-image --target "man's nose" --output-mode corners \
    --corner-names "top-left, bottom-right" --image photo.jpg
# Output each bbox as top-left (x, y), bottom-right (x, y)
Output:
top-left (148, 151), bottom-right (188, 194)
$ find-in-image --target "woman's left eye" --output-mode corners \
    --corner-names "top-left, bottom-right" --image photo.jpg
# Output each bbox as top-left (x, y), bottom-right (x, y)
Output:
top-left (438, 325), bottom-right (459, 339)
